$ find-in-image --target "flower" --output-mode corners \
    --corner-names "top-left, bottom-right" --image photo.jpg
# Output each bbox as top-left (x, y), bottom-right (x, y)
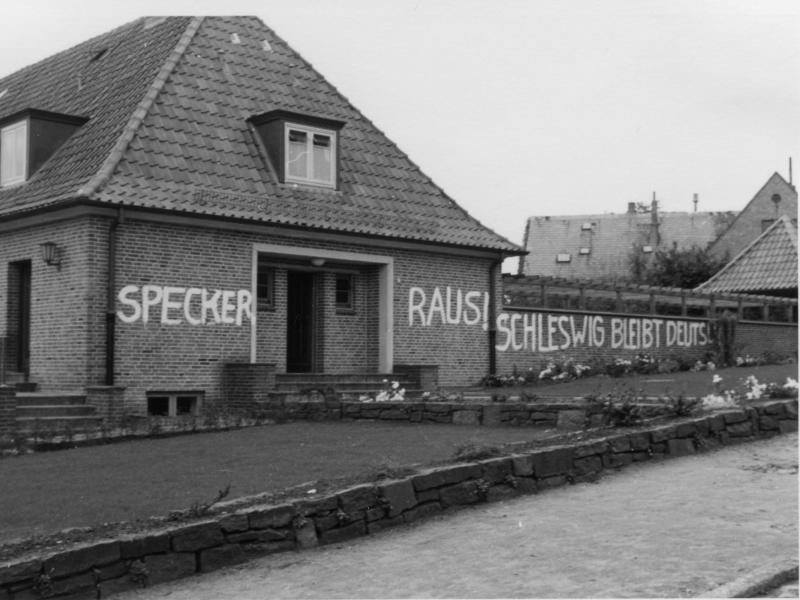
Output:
top-left (712, 374), bottom-right (722, 384)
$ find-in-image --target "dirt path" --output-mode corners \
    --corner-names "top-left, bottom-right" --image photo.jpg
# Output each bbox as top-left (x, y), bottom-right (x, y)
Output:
top-left (117, 434), bottom-right (798, 599)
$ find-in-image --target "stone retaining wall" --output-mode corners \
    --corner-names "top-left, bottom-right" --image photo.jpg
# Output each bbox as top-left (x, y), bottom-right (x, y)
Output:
top-left (0, 399), bottom-right (796, 599)
top-left (273, 398), bottom-right (670, 430)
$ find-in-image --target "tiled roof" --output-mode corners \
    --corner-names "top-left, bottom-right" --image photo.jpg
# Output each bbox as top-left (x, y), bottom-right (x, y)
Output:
top-left (519, 210), bottom-right (733, 280)
top-left (696, 216), bottom-right (798, 294)
top-left (0, 16), bottom-right (520, 254)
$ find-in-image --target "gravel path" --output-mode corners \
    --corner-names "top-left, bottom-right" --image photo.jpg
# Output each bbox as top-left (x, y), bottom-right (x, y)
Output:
top-left (116, 433), bottom-right (798, 599)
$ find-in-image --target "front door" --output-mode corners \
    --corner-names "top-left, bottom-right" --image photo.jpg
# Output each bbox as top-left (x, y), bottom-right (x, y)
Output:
top-left (286, 271), bottom-right (315, 372)
top-left (9, 260), bottom-right (31, 375)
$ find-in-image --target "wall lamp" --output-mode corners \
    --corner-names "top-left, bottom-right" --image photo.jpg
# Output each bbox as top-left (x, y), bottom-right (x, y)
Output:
top-left (40, 242), bottom-right (62, 270)
top-left (310, 257), bottom-right (326, 267)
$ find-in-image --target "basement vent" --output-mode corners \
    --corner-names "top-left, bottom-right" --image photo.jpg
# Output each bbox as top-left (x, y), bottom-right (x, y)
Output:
top-left (579, 247), bottom-right (591, 255)
top-left (556, 253), bottom-right (572, 263)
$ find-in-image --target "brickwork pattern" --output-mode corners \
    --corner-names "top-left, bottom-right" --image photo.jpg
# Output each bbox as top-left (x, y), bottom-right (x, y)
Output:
top-left (0, 385), bottom-right (15, 438)
top-left (1, 398), bottom-right (796, 599)
top-left (223, 363), bottom-right (276, 411)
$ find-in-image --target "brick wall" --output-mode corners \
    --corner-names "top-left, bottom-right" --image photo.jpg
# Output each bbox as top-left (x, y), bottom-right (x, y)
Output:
top-left (0, 216), bottom-right (108, 390)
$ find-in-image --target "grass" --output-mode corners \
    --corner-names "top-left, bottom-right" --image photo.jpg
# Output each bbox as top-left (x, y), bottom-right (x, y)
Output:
top-left (0, 422), bottom-right (554, 544)
top-left (0, 362), bottom-right (795, 547)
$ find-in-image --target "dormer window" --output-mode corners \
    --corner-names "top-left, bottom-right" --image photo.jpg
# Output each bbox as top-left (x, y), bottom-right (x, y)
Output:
top-left (0, 109), bottom-right (88, 188)
top-left (0, 120), bottom-right (27, 187)
top-left (249, 110), bottom-right (344, 190)
top-left (286, 124), bottom-right (335, 186)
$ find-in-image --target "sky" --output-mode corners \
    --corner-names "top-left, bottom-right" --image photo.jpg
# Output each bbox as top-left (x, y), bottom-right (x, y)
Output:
top-left (1, 0), bottom-right (798, 272)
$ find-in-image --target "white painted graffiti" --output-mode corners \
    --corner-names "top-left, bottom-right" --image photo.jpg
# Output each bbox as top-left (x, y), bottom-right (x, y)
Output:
top-left (408, 287), bottom-right (489, 329)
top-left (117, 285), bottom-right (253, 326)
top-left (495, 313), bottom-right (708, 353)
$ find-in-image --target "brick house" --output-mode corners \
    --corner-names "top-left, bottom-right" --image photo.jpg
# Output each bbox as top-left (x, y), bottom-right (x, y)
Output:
top-left (709, 171), bottom-right (798, 262)
top-left (0, 17), bottom-right (522, 417)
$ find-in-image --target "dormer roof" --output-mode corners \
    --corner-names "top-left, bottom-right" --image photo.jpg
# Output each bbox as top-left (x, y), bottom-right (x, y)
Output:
top-left (0, 16), bottom-right (521, 254)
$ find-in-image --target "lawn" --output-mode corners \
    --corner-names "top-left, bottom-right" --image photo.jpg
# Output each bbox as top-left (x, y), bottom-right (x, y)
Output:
top-left (0, 362), bottom-right (795, 547)
top-left (0, 422), bottom-right (555, 544)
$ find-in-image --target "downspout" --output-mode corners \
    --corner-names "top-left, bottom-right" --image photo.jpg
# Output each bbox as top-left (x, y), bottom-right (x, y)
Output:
top-left (105, 208), bottom-right (123, 385)
top-left (488, 257), bottom-right (503, 375)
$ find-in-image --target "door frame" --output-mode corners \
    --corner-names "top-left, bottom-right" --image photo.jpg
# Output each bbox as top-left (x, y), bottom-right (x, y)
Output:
top-left (251, 243), bottom-right (393, 372)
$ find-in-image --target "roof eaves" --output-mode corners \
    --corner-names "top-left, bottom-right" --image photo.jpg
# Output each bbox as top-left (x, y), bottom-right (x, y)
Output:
top-left (76, 17), bottom-right (205, 199)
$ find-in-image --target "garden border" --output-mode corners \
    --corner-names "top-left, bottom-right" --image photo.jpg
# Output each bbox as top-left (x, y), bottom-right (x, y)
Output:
top-left (0, 399), bottom-right (796, 599)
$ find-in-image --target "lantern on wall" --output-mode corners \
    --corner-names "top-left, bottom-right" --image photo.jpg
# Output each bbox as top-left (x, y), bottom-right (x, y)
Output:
top-left (40, 242), bottom-right (62, 270)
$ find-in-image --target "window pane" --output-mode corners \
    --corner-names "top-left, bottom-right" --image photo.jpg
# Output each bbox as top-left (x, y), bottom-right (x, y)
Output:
top-left (257, 262), bottom-right (274, 309)
top-left (1, 121), bottom-right (27, 185)
top-left (336, 275), bottom-right (353, 309)
top-left (147, 396), bottom-right (170, 416)
top-left (312, 134), bottom-right (332, 182)
top-left (287, 129), bottom-right (307, 178)
top-left (176, 396), bottom-right (197, 415)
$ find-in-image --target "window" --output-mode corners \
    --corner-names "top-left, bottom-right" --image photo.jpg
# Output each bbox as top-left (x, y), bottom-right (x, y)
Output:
top-left (0, 120), bottom-right (28, 187)
top-left (335, 274), bottom-right (354, 311)
top-left (556, 253), bottom-right (571, 263)
top-left (256, 262), bottom-right (275, 310)
top-left (147, 392), bottom-right (202, 417)
top-left (579, 247), bottom-right (591, 255)
top-left (285, 123), bottom-right (336, 187)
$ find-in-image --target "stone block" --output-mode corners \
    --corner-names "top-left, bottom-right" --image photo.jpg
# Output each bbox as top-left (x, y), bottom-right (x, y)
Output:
top-left (50, 571), bottom-right (96, 597)
top-left (403, 502), bottom-right (442, 524)
top-left (0, 560), bottom-right (41, 586)
top-left (480, 457), bottom-right (513, 483)
top-left (416, 489), bottom-right (439, 504)
top-left (379, 409), bottom-right (409, 420)
top-left (318, 520), bottom-right (367, 545)
top-left (516, 479), bottom-right (538, 495)
top-left (573, 456), bottom-right (603, 476)
top-left (556, 409), bottom-right (586, 430)
top-left (759, 415), bottom-right (780, 431)
top-left (631, 452), bottom-right (651, 462)
top-left (573, 440), bottom-right (608, 458)
top-left (650, 425), bottom-right (678, 443)
top-left (199, 544), bottom-right (247, 572)
top-left (218, 512), bottom-right (249, 533)
top-left (675, 422), bottom-right (697, 438)
top-left (314, 512), bottom-right (340, 532)
top-left (43, 540), bottom-right (121, 578)
top-left (452, 410), bottom-right (480, 425)
top-left (294, 495), bottom-right (338, 516)
top-left (145, 553), bottom-right (196, 585)
top-left (538, 475), bottom-right (567, 490)
top-left (707, 414), bottom-right (726, 432)
top-left (224, 531), bottom-right (261, 544)
top-left (120, 532), bottom-right (171, 559)
top-left (412, 464), bottom-right (482, 492)
top-left (378, 479), bottom-right (417, 518)
top-left (338, 484), bottom-right (378, 513)
top-left (607, 435), bottom-right (631, 453)
top-left (727, 422), bottom-right (753, 437)
top-left (94, 561), bottom-right (128, 582)
top-left (171, 521), bottom-right (224, 552)
top-left (722, 410), bottom-right (748, 424)
top-left (786, 400), bottom-right (798, 418)
top-left (629, 433), bottom-right (650, 451)
top-left (294, 521), bottom-right (318, 549)
top-left (439, 481), bottom-right (479, 507)
top-left (367, 516), bottom-right (404, 534)
top-left (603, 453), bottom-right (634, 468)
top-left (98, 575), bottom-right (144, 598)
top-left (667, 438), bottom-right (696, 456)
top-left (530, 447), bottom-right (573, 478)
top-left (249, 504), bottom-right (295, 529)
top-left (511, 454), bottom-right (534, 477)
top-left (481, 405), bottom-right (503, 426)
top-left (241, 540), bottom-right (295, 556)
top-left (760, 401), bottom-right (787, 416)
top-left (486, 485), bottom-right (518, 503)
top-left (779, 419), bottom-right (798, 434)
top-left (365, 507), bottom-right (386, 522)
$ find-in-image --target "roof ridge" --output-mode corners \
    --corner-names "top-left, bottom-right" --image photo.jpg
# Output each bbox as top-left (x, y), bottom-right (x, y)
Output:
top-left (696, 215), bottom-right (795, 290)
top-left (259, 19), bottom-right (522, 254)
top-left (76, 17), bottom-right (205, 199)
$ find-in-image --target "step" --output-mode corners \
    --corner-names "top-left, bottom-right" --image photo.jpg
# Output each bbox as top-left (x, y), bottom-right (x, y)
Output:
top-left (16, 405), bottom-right (97, 418)
top-left (15, 393), bottom-right (88, 407)
top-left (274, 381), bottom-right (416, 393)
top-left (276, 373), bottom-right (402, 385)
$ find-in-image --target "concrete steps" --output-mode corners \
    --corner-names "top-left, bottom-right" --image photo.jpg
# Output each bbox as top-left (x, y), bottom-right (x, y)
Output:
top-left (14, 392), bottom-right (102, 433)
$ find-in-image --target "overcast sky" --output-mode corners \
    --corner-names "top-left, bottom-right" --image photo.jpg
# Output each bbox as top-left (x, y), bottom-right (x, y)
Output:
top-left (1, 0), bottom-right (798, 269)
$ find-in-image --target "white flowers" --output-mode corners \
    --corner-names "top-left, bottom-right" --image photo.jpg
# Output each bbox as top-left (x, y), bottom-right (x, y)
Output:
top-left (784, 377), bottom-right (798, 390)
top-left (701, 392), bottom-right (739, 410)
top-left (712, 374), bottom-right (723, 384)
top-left (744, 375), bottom-right (767, 400)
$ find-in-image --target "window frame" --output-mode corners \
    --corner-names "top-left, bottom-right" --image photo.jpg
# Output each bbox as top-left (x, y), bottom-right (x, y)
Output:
top-left (256, 262), bottom-right (276, 311)
top-left (283, 121), bottom-right (337, 188)
top-left (335, 274), bottom-right (355, 313)
top-left (147, 391), bottom-right (203, 417)
top-left (0, 119), bottom-right (28, 187)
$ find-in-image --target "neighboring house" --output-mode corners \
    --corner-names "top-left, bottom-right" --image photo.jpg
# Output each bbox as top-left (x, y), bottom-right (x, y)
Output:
top-left (0, 17), bottom-right (522, 416)
top-left (517, 202), bottom-right (733, 281)
top-left (696, 216), bottom-right (797, 298)
top-left (709, 172), bottom-right (798, 262)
